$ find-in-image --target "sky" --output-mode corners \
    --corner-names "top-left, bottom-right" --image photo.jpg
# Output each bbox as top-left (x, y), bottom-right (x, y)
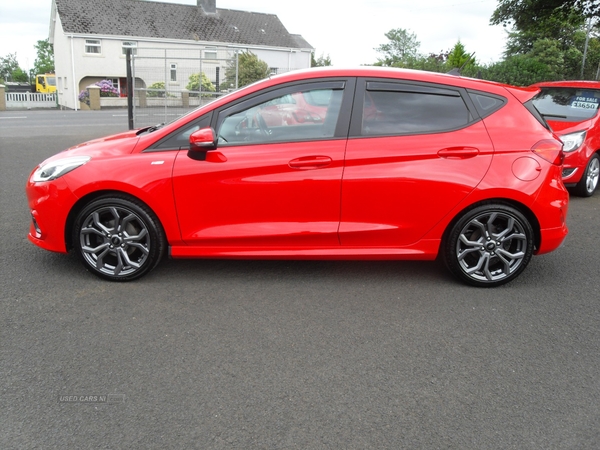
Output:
top-left (0, 0), bottom-right (509, 73)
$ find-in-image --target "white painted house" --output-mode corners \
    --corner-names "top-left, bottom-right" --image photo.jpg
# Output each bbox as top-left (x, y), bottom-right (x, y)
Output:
top-left (49, 0), bottom-right (313, 110)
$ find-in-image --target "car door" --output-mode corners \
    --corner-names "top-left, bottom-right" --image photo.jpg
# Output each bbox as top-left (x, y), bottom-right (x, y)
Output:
top-left (339, 78), bottom-right (495, 247)
top-left (171, 79), bottom-right (355, 249)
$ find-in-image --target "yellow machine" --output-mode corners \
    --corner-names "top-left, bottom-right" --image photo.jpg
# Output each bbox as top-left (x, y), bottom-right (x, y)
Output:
top-left (35, 73), bottom-right (56, 93)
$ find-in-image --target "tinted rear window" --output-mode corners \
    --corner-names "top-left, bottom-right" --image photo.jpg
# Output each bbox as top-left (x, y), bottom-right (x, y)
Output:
top-left (362, 87), bottom-right (472, 136)
top-left (532, 87), bottom-right (600, 121)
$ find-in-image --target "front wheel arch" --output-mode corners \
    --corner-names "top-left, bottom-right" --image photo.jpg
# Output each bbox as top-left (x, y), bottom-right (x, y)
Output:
top-left (573, 152), bottom-right (600, 197)
top-left (70, 193), bottom-right (167, 281)
top-left (65, 190), bottom-right (164, 251)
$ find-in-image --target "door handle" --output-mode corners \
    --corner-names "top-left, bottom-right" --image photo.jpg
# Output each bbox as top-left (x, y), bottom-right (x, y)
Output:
top-left (437, 147), bottom-right (480, 159)
top-left (289, 156), bottom-right (332, 169)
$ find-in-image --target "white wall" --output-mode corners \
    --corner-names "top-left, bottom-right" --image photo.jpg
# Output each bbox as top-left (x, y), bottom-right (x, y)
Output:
top-left (52, 10), bottom-right (312, 110)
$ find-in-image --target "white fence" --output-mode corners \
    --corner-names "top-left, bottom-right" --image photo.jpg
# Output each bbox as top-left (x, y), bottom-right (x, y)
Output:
top-left (5, 92), bottom-right (57, 109)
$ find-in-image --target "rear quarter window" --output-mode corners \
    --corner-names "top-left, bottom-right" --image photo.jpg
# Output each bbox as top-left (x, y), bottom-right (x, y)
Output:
top-left (468, 91), bottom-right (506, 118)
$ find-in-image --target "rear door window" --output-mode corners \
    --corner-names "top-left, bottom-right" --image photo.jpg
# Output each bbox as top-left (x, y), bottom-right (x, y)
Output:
top-left (355, 81), bottom-right (474, 136)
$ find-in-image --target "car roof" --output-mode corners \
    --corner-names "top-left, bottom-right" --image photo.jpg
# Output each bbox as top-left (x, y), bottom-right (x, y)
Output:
top-left (272, 66), bottom-right (510, 88)
top-left (263, 66), bottom-right (540, 101)
top-left (192, 67), bottom-right (540, 117)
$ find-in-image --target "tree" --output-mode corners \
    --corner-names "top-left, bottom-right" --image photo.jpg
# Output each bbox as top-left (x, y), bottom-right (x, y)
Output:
top-left (571, 28), bottom-right (600, 79)
top-left (491, 0), bottom-right (600, 82)
top-left (491, 0), bottom-right (598, 28)
top-left (11, 67), bottom-right (29, 82)
top-left (311, 53), bottom-right (332, 67)
top-left (502, 13), bottom-right (584, 56)
top-left (478, 55), bottom-right (557, 85)
top-left (530, 38), bottom-right (566, 78)
top-left (222, 51), bottom-right (270, 89)
top-left (0, 53), bottom-right (24, 82)
top-left (186, 72), bottom-right (216, 97)
top-left (446, 41), bottom-right (476, 70)
top-left (33, 39), bottom-right (55, 75)
top-left (374, 28), bottom-right (420, 66)
top-left (417, 50), bottom-right (451, 72)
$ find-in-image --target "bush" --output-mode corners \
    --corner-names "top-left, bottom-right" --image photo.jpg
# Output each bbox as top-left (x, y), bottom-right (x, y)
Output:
top-left (147, 81), bottom-right (167, 98)
top-left (477, 55), bottom-right (557, 86)
top-left (78, 79), bottom-right (119, 105)
top-left (96, 79), bottom-right (119, 97)
top-left (78, 89), bottom-right (90, 106)
top-left (221, 51), bottom-right (270, 90)
top-left (186, 72), bottom-right (216, 97)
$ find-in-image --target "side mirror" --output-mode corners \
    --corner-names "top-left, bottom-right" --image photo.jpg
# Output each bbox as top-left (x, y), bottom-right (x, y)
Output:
top-left (188, 127), bottom-right (216, 160)
top-left (190, 127), bottom-right (217, 149)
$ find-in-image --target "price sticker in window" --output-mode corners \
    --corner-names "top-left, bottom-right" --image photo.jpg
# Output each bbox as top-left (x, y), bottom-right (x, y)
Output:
top-left (571, 96), bottom-right (599, 110)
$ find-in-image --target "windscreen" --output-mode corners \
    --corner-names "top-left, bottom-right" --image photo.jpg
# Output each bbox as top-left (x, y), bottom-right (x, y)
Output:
top-left (532, 87), bottom-right (600, 122)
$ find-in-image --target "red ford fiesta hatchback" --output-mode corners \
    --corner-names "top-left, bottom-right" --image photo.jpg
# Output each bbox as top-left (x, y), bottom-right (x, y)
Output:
top-left (26, 67), bottom-right (569, 287)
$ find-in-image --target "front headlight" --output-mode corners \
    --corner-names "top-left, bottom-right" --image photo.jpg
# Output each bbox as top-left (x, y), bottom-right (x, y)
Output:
top-left (560, 131), bottom-right (586, 152)
top-left (32, 156), bottom-right (91, 182)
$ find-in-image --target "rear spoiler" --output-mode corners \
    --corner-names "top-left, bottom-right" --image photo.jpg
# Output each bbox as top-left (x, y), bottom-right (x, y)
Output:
top-left (507, 86), bottom-right (550, 130)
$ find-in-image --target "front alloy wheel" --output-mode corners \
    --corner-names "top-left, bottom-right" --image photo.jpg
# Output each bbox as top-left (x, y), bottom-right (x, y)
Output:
top-left (574, 153), bottom-right (599, 197)
top-left (73, 196), bottom-right (166, 281)
top-left (444, 204), bottom-right (534, 287)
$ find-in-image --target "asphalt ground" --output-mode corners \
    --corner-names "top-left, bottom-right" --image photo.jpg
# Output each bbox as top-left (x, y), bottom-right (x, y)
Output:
top-left (1, 110), bottom-right (600, 449)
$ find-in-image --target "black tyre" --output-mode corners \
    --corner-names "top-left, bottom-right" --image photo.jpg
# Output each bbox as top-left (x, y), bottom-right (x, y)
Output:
top-left (443, 204), bottom-right (534, 287)
top-left (72, 196), bottom-right (166, 281)
top-left (574, 153), bottom-right (599, 197)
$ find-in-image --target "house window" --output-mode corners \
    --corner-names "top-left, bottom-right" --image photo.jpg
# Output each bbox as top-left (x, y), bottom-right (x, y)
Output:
top-left (108, 78), bottom-right (120, 91)
top-left (85, 39), bottom-right (101, 54)
top-left (122, 41), bottom-right (137, 56)
top-left (204, 47), bottom-right (217, 59)
top-left (170, 64), bottom-right (177, 82)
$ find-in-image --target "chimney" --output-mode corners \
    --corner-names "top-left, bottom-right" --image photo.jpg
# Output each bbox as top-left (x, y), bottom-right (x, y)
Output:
top-left (198, 0), bottom-right (216, 15)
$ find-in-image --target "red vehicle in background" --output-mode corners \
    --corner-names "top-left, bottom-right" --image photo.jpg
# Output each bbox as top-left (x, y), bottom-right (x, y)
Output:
top-left (259, 91), bottom-right (327, 127)
top-left (532, 81), bottom-right (600, 197)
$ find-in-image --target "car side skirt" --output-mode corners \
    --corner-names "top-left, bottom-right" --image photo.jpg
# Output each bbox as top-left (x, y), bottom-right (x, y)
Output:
top-left (169, 239), bottom-right (441, 260)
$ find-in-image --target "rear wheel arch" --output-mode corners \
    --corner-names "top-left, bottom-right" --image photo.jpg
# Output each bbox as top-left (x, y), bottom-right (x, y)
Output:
top-left (441, 200), bottom-right (538, 287)
top-left (441, 199), bottom-right (541, 255)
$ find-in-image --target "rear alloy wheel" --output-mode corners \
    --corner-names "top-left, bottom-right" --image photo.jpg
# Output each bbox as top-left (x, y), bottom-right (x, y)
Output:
top-left (574, 153), bottom-right (599, 197)
top-left (444, 204), bottom-right (534, 287)
top-left (73, 196), bottom-right (166, 281)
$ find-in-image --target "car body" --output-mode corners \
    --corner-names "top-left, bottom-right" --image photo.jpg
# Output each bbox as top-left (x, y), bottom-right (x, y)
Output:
top-left (26, 67), bottom-right (569, 287)
top-left (532, 80), bottom-right (600, 197)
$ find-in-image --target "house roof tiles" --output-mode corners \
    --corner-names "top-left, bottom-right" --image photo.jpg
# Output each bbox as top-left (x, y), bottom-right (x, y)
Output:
top-left (54, 0), bottom-right (312, 49)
